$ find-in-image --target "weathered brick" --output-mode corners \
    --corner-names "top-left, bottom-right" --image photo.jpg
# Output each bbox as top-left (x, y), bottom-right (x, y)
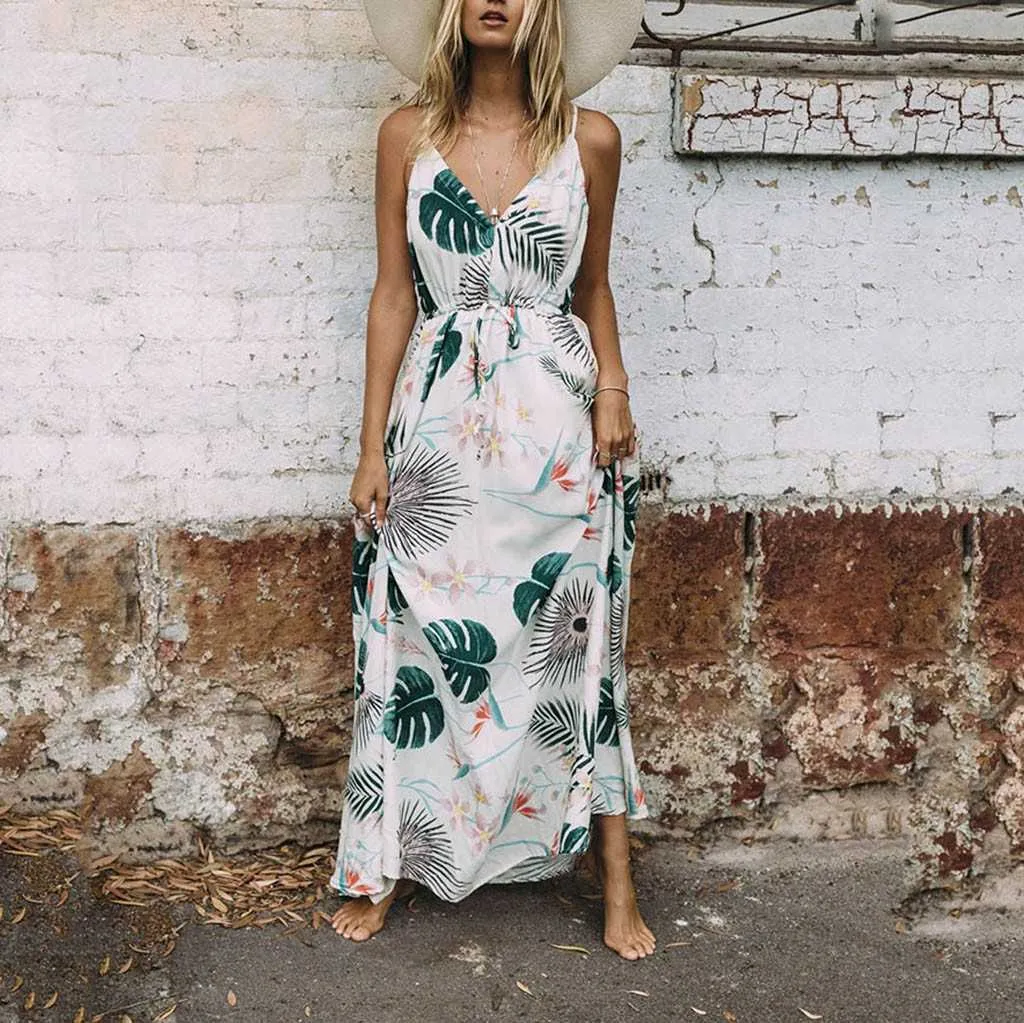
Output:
top-left (3, 526), bottom-right (141, 689)
top-left (628, 506), bottom-right (745, 668)
top-left (754, 507), bottom-right (967, 656)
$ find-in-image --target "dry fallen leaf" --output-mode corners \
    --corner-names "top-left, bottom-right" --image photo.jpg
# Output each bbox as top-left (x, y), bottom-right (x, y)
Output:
top-left (724, 1012), bottom-right (737, 1022)
top-left (799, 1011), bottom-right (823, 1020)
top-left (515, 980), bottom-right (534, 997)
top-left (43, 991), bottom-right (59, 1009)
top-left (549, 943), bottom-right (590, 955)
top-left (98, 954), bottom-right (111, 976)
top-left (153, 1004), bottom-right (177, 1022)
top-left (690, 1008), bottom-right (707, 1016)
top-left (626, 990), bottom-right (649, 997)
top-left (227, 989), bottom-right (237, 1006)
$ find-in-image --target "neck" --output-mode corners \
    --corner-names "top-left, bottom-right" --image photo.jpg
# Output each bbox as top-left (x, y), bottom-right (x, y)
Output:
top-left (465, 46), bottom-right (529, 122)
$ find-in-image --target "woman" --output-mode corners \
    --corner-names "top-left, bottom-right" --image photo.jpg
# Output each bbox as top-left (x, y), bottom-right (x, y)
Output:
top-left (329, 0), bottom-right (656, 961)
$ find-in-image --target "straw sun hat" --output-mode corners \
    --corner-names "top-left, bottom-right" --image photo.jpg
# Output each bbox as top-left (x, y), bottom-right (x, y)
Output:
top-left (362, 0), bottom-right (645, 100)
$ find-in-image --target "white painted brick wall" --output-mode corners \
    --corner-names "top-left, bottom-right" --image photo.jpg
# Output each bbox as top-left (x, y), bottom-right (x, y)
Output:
top-left (1, 2), bottom-right (1023, 522)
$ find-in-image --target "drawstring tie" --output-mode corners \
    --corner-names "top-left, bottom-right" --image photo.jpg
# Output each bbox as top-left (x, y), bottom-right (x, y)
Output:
top-left (470, 299), bottom-right (522, 398)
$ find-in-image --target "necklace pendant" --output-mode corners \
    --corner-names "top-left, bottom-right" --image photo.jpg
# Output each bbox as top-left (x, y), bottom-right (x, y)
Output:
top-left (489, 207), bottom-right (499, 223)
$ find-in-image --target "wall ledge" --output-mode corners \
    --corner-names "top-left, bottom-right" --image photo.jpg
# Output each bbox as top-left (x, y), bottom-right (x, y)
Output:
top-left (673, 71), bottom-right (1024, 157)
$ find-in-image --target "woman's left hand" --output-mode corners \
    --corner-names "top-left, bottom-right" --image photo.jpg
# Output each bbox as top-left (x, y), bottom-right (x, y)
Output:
top-left (591, 389), bottom-right (636, 469)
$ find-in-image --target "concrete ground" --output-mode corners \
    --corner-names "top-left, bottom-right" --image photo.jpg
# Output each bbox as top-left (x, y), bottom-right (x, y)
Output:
top-left (1, 833), bottom-right (1021, 1023)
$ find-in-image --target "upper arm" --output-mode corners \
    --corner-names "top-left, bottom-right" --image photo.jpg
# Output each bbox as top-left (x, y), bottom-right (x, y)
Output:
top-left (574, 107), bottom-right (621, 292)
top-left (373, 105), bottom-right (420, 303)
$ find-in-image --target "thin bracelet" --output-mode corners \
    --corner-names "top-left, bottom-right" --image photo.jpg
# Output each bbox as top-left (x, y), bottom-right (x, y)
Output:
top-left (593, 385), bottom-right (630, 399)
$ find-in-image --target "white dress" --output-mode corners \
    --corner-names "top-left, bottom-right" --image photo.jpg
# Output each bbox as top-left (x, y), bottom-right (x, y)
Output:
top-left (330, 102), bottom-right (648, 905)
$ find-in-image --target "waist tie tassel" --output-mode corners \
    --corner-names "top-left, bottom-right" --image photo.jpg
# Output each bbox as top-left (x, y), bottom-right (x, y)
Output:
top-left (471, 299), bottom-right (523, 399)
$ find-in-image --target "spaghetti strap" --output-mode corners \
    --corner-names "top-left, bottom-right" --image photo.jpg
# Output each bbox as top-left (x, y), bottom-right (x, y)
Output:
top-left (571, 102), bottom-right (579, 136)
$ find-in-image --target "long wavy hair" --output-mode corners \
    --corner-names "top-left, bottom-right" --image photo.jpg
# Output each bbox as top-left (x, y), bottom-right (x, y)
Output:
top-left (405, 0), bottom-right (573, 174)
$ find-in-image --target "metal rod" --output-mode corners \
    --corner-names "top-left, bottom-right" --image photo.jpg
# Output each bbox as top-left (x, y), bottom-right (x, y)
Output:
top-left (894, 0), bottom-right (1009, 25)
top-left (647, 0), bottom-right (856, 46)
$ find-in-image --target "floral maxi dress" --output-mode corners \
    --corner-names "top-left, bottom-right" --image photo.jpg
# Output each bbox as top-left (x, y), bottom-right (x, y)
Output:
top-left (330, 102), bottom-right (649, 905)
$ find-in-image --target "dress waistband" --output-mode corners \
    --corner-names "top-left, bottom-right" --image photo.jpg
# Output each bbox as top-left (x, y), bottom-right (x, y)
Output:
top-left (424, 296), bottom-right (569, 326)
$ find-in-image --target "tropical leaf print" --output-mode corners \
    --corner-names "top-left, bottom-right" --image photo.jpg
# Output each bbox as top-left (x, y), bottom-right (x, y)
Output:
top-left (596, 675), bottom-right (622, 747)
top-left (387, 568), bottom-right (408, 620)
top-left (609, 590), bottom-right (626, 683)
top-left (352, 534), bottom-right (376, 615)
top-left (424, 618), bottom-right (497, 703)
top-left (538, 353), bottom-right (593, 409)
top-left (605, 551), bottom-right (623, 595)
top-left (499, 205), bottom-right (567, 288)
top-left (529, 694), bottom-right (581, 752)
top-left (344, 761), bottom-right (383, 822)
top-left (354, 637), bottom-right (367, 699)
top-left (397, 799), bottom-right (462, 901)
top-left (548, 314), bottom-right (595, 371)
top-left (381, 444), bottom-right (474, 559)
top-left (421, 312), bottom-right (463, 402)
top-left (559, 823), bottom-right (591, 854)
top-left (354, 689), bottom-right (384, 753)
top-left (419, 169), bottom-right (495, 255)
top-left (381, 666), bottom-right (445, 749)
top-left (384, 412), bottom-right (406, 461)
top-left (524, 576), bottom-right (595, 687)
top-left (513, 551), bottom-right (571, 625)
top-left (623, 474), bottom-right (640, 551)
top-left (456, 255), bottom-right (492, 309)
top-left (408, 241), bottom-right (438, 318)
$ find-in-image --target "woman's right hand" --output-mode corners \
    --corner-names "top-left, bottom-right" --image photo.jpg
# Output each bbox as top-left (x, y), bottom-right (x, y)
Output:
top-left (349, 450), bottom-right (389, 530)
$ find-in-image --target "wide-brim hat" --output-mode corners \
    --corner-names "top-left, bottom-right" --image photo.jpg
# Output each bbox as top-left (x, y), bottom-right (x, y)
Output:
top-left (362, 0), bottom-right (644, 100)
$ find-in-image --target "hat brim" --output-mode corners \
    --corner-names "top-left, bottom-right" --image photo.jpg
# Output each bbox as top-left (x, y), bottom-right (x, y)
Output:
top-left (362, 0), bottom-right (644, 100)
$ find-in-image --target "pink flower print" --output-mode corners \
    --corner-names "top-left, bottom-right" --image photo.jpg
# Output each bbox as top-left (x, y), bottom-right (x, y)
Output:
top-left (480, 429), bottom-right (505, 467)
top-left (550, 458), bottom-right (578, 493)
top-left (442, 553), bottom-right (475, 601)
top-left (440, 794), bottom-right (473, 831)
top-left (459, 352), bottom-right (489, 388)
top-left (493, 384), bottom-right (506, 409)
top-left (585, 488), bottom-right (599, 516)
top-left (515, 400), bottom-right (532, 423)
top-left (471, 781), bottom-right (491, 807)
top-left (583, 524), bottom-right (601, 542)
top-left (400, 366), bottom-right (415, 395)
top-left (450, 408), bottom-right (485, 452)
top-left (633, 784), bottom-right (646, 808)
top-left (415, 564), bottom-right (445, 595)
top-left (470, 810), bottom-right (501, 854)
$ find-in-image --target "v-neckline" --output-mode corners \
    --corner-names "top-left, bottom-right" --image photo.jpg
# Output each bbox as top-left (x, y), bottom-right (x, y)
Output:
top-left (428, 107), bottom-right (578, 226)
top-left (429, 144), bottom-right (544, 226)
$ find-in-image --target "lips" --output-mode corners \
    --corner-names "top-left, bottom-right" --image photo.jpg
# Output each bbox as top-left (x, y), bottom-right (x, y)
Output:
top-left (481, 11), bottom-right (507, 23)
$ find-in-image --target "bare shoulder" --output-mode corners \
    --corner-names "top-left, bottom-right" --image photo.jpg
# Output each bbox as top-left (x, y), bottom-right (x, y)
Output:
top-left (377, 102), bottom-right (423, 151)
top-left (574, 106), bottom-right (621, 159)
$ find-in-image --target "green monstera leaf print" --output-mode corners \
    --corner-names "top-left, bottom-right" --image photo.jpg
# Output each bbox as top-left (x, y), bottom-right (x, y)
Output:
top-left (595, 675), bottom-right (622, 747)
top-left (408, 241), bottom-right (437, 318)
top-left (420, 311), bottom-right (463, 403)
top-left (424, 618), bottom-right (497, 703)
top-left (513, 551), bottom-right (571, 625)
top-left (419, 169), bottom-right (495, 255)
top-left (381, 666), bottom-right (445, 749)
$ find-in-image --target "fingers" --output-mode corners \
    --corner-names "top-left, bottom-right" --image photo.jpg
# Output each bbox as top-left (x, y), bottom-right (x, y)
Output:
top-left (350, 486), bottom-right (388, 532)
top-left (593, 420), bottom-right (638, 467)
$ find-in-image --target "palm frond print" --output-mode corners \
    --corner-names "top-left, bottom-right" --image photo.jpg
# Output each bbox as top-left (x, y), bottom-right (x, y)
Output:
top-left (524, 576), bottom-right (595, 688)
top-left (538, 353), bottom-right (593, 410)
top-left (397, 800), bottom-right (462, 901)
top-left (380, 444), bottom-right (475, 559)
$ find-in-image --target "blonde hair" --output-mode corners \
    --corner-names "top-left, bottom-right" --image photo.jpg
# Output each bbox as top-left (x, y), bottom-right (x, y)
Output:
top-left (405, 0), bottom-right (573, 174)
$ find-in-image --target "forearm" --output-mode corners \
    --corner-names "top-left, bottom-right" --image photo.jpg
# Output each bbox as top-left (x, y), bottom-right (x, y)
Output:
top-left (359, 286), bottom-right (418, 455)
top-left (571, 278), bottom-right (629, 388)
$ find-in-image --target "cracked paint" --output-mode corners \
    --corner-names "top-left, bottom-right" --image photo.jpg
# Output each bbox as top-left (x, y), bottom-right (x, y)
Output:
top-left (676, 73), bottom-right (1024, 156)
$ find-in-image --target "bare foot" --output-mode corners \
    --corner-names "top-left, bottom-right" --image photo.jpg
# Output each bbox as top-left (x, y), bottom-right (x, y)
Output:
top-left (589, 817), bottom-right (657, 961)
top-left (330, 878), bottom-right (417, 941)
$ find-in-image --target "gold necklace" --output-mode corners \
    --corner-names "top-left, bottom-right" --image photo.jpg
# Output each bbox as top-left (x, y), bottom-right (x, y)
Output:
top-left (464, 109), bottom-right (528, 224)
